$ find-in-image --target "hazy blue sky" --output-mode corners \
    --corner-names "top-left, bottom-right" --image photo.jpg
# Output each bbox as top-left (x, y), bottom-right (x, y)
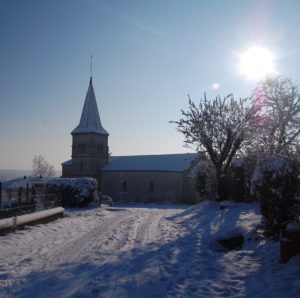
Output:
top-left (1, 0), bottom-right (300, 171)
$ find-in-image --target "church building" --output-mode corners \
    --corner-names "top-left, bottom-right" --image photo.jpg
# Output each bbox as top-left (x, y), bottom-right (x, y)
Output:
top-left (62, 77), bottom-right (200, 203)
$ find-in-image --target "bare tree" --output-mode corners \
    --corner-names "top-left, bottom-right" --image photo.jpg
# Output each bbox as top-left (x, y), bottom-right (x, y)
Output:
top-left (253, 76), bottom-right (300, 156)
top-left (32, 154), bottom-right (56, 177)
top-left (173, 94), bottom-right (257, 200)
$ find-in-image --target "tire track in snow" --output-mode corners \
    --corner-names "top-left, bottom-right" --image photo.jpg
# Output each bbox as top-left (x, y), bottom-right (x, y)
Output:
top-left (106, 207), bottom-right (181, 298)
top-left (0, 204), bottom-right (188, 298)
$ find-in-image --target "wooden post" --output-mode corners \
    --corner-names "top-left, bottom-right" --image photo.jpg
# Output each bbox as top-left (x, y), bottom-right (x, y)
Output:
top-left (31, 185), bottom-right (36, 202)
top-left (0, 181), bottom-right (2, 211)
top-left (44, 183), bottom-right (48, 210)
top-left (18, 187), bottom-right (22, 204)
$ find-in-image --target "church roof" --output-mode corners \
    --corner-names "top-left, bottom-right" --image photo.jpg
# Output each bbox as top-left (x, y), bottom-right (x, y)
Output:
top-left (72, 77), bottom-right (108, 135)
top-left (101, 153), bottom-right (198, 172)
top-left (61, 159), bottom-right (72, 166)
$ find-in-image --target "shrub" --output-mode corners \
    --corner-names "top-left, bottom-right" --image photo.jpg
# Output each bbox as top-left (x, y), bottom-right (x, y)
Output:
top-left (251, 156), bottom-right (299, 237)
top-left (195, 169), bottom-right (207, 198)
top-left (230, 159), bottom-right (253, 202)
top-left (47, 178), bottom-right (98, 208)
top-left (194, 160), bottom-right (216, 201)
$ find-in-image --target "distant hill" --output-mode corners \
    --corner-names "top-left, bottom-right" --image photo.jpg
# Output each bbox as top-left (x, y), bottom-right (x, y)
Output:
top-left (0, 169), bottom-right (33, 182)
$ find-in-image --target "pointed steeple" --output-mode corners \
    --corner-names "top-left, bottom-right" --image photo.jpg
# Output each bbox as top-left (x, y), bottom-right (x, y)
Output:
top-left (72, 77), bottom-right (108, 135)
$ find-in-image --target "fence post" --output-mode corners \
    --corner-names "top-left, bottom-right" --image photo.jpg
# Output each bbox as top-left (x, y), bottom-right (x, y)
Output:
top-left (32, 185), bottom-right (36, 202)
top-left (0, 181), bottom-right (2, 211)
top-left (18, 187), bottom-right (22, 204)
top-left (26, 182), bottom-right (29, 202)
top-left (45, 183), bottom-right (48, 200)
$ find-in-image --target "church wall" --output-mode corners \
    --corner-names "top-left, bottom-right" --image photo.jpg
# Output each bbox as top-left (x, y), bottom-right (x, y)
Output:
top-left (101, 171), bottom-right (187, 203)
top-left (72, 133), bottom-right (108, 158)
top-left (71, 132), bottom-right (109, 177)
top-left (62, 164), bottom-right (72, 178)
top-left (71, 156), bottom-right (105, 177)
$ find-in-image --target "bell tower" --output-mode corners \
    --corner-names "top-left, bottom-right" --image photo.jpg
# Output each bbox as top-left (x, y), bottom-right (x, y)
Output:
top-left (70, 76), bottom-right (109, 177)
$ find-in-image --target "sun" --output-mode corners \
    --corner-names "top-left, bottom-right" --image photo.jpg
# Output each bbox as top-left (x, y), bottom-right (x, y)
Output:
top-left (239, 46), bottom-right (275, 80)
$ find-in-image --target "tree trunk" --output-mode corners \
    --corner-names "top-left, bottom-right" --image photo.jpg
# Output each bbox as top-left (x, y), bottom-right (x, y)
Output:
top-left (216, 168), bottom-right (229, 201)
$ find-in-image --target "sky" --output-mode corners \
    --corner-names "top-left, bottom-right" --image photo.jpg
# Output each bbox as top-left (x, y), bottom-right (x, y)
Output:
top-left (1, 0), bottom-right (300, 172)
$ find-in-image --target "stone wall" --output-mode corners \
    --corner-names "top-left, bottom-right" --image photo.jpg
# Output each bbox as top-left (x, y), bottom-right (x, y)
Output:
top-left (101, 171), bottom-right (188, 203)
top-left (62, 163), bottom-right (72, 177)
top-left (64, 132), bottom-right (109, 177)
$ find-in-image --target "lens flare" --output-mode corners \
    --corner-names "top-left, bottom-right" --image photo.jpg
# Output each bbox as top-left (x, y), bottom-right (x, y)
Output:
top-left (212, 82), bottom-right (220, 90)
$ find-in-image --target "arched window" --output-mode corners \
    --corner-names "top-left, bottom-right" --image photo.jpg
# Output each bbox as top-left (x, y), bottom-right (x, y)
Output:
top-left (149, 181), bottom-right (154, 192)
top-left (122, 181), bottom-right (127, 191)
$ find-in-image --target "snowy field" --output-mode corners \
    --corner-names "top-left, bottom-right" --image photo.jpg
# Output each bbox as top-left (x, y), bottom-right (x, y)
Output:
top-left (0, 201), bottom-right (300, 297)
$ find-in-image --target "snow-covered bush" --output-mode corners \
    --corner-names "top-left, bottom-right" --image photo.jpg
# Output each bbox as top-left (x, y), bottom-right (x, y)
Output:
top-left (193, 160), bottom-right (216, 201)
top-left (47, 178), bottom-right (98, 208)
top-left (195, 168), bottom-right (208, 199)
top-left (252, 156), bottom-right (299, 236)
top-left (230, 159), bottom-right (252, 202)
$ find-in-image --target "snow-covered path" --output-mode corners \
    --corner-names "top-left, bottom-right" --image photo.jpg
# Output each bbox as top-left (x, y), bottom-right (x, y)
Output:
top-left (1, 202), bottom-right (300, 298)
top-left (0, 204), bottom-right (188, 297)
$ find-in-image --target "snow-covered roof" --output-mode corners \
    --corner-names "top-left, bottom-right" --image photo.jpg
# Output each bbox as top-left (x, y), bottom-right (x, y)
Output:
top-left (102, 153), bottom-right (198, 172)
top-left (72, 77), bottom-right (108, 135)
top-left (61, 159), bottom-right (72, 166)
top-left (3, 176), bottom-right (56, 189)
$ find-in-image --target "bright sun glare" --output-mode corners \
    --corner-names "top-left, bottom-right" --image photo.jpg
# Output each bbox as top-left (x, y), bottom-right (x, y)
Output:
top-left (239, 46), bottom-right (275, 80)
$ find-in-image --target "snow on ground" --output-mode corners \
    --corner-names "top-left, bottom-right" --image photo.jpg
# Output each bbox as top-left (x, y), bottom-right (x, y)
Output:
top-left (0, 201), bottom-right (299, 297)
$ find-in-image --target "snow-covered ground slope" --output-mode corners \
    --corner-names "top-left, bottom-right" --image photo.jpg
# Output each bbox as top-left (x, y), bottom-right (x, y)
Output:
top-left (0, 201), bottom-right (299, 297)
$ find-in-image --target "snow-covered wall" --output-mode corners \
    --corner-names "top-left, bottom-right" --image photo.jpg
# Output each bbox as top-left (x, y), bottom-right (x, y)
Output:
top-left (0, 207), bottom-right (64, 235)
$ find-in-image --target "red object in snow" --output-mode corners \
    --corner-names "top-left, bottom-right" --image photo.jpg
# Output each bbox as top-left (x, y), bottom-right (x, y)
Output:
top-left (280, 224), bottom-right (300, 263)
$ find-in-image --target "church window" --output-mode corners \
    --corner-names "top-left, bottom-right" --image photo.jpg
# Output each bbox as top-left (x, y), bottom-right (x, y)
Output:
top-left (122, 181), bottom-right (127, 191)
top-left (80, 161), bottom-right (83, 173)
top-left (78, 144), bottom-right (86, 154)
top-left (149, 182), bottom-right (154, 192)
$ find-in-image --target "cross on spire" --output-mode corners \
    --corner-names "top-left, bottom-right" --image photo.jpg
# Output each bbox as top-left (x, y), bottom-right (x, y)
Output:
top-left (90, 55), bottom-right (93, 78)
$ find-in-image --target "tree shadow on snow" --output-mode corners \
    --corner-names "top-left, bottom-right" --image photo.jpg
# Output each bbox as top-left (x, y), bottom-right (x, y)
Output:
top-left (4, 202), bottom-right (268, 298)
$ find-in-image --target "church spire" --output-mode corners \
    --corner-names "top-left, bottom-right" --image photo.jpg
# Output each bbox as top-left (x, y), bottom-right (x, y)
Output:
top-left (72, 77), bottom-right (108, 135)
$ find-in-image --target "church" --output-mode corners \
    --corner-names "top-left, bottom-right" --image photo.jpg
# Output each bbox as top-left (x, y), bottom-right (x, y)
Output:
top-left (61, 77), bottom-right (200, 203)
